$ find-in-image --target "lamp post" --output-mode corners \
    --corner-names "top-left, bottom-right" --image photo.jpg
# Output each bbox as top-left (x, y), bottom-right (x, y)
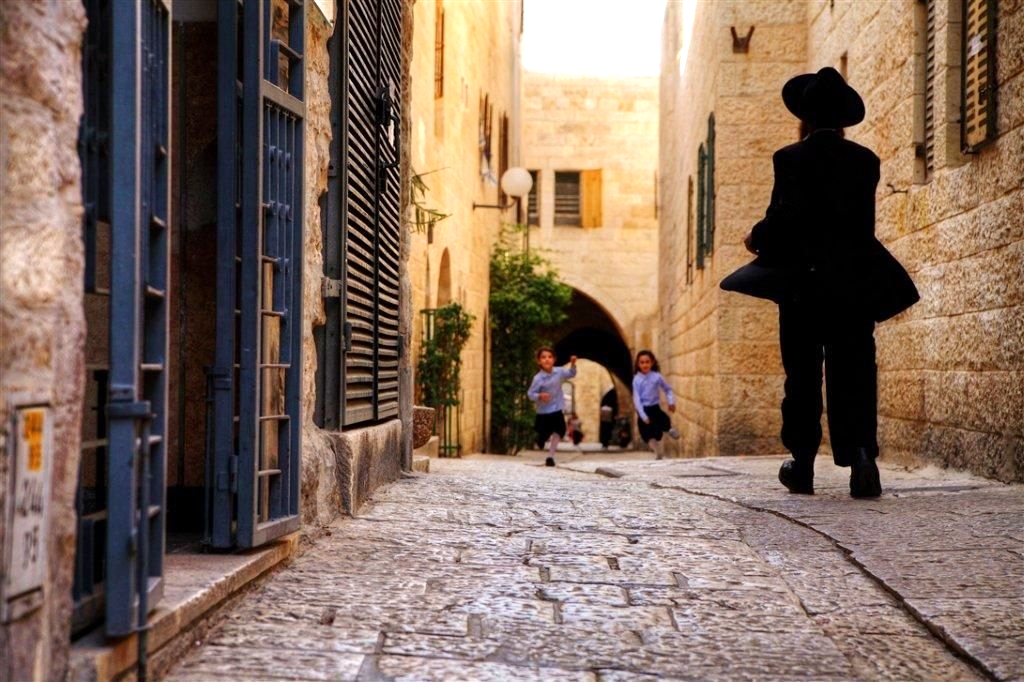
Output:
top-left (472, 167), bottom-right (533, 211)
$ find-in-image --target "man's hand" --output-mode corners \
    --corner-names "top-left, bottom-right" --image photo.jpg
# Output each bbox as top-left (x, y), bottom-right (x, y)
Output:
top-left (569, 355), bottom-right (578, 367)
top-left (539, 392), bottom-right (550, 403)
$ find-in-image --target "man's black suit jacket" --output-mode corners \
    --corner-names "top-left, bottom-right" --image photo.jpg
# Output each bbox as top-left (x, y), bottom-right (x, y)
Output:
top-left (748, 129), bottom-right (917, 320)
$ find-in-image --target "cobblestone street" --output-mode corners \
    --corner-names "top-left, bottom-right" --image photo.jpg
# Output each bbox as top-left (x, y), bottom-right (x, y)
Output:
top-left (169, 453), bottom-right (1023, 681)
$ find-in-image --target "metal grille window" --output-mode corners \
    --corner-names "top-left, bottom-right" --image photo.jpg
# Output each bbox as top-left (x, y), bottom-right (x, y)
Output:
top-left (317, 0), bottom-right (403, 429)
top-left (434, 0), bottom-right (444, 98)
top-left (962, 0), bottom-right (997, 151)
top-left (209, 0), bottom-right (304, 550)
top-left (696, 144), bottom-right (706, 269)
top-left (527, 170), bottom-right (540, 226)
top-left (75, 0), bottom-right (170, 638)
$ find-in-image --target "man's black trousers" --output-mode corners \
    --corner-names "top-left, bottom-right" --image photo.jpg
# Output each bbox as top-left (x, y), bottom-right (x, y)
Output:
top-left (778, 295), bottom-right (878, 466)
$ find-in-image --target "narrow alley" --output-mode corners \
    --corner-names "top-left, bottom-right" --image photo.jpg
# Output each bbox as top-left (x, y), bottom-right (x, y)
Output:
top-left (168, 454), bottom-right (1022, 680)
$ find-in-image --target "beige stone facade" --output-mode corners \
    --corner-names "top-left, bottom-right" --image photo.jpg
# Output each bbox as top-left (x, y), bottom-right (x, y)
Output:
top-left (659, 0), bottom-right (1022, 480)
top-left (523, 72), bottom-right (661, 357)
top-left (407, 0), bottom-right (524, 454)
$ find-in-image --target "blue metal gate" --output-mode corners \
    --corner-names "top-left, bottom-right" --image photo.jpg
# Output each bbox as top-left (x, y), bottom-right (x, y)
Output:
top-left (210, 0), bottom-right (304, 549)
top-left (75, 0), bottom-right (170, 638)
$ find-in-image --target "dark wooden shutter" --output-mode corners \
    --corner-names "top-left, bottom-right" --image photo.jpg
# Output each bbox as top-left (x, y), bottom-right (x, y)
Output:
top-left (923, 0), bottom-right (937, 176)
top-left (344, 0), bottom-right (403, 426)
top-left (696, 143), bottom-right (706, 269)
top-left (703, 114), bottom-right (715, 259)
top-left (527, 170), bottom-right (540, 226)
top-left (962, 0), bottom-right (997, 151)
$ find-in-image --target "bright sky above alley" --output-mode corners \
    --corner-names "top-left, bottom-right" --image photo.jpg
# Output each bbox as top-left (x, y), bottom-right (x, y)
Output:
top-left (522, 0), bottom-right (692, 77)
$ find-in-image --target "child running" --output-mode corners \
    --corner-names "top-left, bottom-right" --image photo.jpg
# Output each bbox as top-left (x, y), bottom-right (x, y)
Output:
top-left (527, 348), bottom-right (577, 467)
top-left (632, 350), bottom-right (679, 459)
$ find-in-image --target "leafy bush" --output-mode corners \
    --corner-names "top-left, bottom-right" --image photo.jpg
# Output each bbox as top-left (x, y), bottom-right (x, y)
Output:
top-left (489, 230), bottom-right (572, 454)
top-left (417, 302), bottom-right (474, 410)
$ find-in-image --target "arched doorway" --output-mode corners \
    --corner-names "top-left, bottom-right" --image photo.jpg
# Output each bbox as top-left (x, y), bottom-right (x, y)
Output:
top-left (549, 289), bottom-right (634, 447)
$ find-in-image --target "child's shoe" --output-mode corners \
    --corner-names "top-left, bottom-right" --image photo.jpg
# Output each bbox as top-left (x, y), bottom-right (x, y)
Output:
top-left (668, 428), bottom-right (680, 439)
top-left (545, 457), bottom-right (555, 467)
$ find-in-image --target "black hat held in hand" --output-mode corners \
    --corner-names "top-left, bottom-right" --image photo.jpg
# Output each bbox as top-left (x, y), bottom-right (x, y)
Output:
top-left (782, 67), bottom-right (864, 128)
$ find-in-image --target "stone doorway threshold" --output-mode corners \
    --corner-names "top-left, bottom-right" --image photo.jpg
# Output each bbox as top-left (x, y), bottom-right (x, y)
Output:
top-left (69, 532), bottom-right (300, 681)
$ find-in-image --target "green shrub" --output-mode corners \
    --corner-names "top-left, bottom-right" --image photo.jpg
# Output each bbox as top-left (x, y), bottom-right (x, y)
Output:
top-left (489, 230), bottom-right (572, 454)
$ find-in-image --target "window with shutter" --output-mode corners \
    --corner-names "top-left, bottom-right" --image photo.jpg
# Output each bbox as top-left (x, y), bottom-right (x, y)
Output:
top-left (498, 113), bottom-right (509, 206)
top-left (703, 113), bottom-right (715, 259)
top-left (962, 0), bottom-right (997, 152)
top-left (554, 171), bottom-right (581, 226)
top-left (527, 170), bottom-right (540, 226)
top-left (686, 175), bottom-right (694, 284)
top-left (342, 0), bottom-right (403, 426)
top-left (913, 0), bottom-right (936, 182)
top-left (580, 169), bottom-right (602, 228)
top-left (696, 144), bottom-right (706, 269)
top-left (434, 0), bottom-right (444, 99)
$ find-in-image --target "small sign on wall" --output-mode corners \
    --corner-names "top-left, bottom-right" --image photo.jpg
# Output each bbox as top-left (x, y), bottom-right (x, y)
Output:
top-left (2, 404), bottom-right (52, 622)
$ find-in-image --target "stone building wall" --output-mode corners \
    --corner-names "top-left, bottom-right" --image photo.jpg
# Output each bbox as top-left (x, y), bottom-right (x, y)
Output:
top-left (803, 0), bottom-right (1023, 480)
top-left (407, 0), bottom-right (523, 454)
top-left (659, 0), bottom-right (1022, 480)
top-left (521, 72), bottom-right (661, 360)
top-left (0, 1), bottom-right (88, 677)
top-left (658, 1), bottom-right (808, 459)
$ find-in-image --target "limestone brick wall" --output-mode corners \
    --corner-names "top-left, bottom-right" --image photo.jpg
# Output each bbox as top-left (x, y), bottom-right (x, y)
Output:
top-left (802, 0), bottom-right (1023, 480)
top-left (407, 0), bottom-right (522, 454)
top-left (0, 2), bottom-right (87, 678)
top-left (522, 72), bottom-right (660, 356)
top-left (659, 1), bottom-right (808, 459)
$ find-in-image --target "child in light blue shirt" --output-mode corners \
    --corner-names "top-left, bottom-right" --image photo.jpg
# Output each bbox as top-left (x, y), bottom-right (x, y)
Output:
top-left (527, 347), bottom-right (577, 466)
top-left (632, 349), bottom-right (679, 458)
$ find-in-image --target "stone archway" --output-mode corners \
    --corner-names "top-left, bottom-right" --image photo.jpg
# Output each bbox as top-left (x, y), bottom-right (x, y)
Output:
top-left (550, 288), bottom-right (632, 387)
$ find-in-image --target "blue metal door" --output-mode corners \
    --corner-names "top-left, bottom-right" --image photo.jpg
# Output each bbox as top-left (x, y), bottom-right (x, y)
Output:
top-left (211, 0), bottom-right (304, 548)
top-left (75, 0), bottom-right (170, 637)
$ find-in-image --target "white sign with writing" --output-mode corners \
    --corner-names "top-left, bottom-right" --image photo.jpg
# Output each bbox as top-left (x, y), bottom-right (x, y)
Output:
top-left (4, 406), bottom-right (51, 612)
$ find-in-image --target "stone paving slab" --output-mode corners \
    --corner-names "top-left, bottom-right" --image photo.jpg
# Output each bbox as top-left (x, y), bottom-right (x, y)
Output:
top-left (570, 454), bottom-right (1022, 681)
top-left (167, 454), bottom-right (1014, 680)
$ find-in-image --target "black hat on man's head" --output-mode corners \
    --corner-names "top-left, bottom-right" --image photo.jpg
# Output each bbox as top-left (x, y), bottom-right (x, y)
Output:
top-left (782, 67), bottom-right (865, 128)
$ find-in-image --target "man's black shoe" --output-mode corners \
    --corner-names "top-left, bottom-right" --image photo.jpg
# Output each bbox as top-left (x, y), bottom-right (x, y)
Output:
top-left (850, 450), bottom-right (881, 498)
top-left (778, 459), bottom-right (814, 494)
top-left (545, 457), bottom-right (555, 467)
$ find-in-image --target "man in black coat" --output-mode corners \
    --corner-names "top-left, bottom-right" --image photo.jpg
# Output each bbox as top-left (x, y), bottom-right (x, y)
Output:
top-left (744, 67), bottom-right (893, 498)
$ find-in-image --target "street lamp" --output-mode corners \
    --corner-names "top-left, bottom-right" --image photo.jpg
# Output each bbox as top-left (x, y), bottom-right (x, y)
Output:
top-left (472, 167), bottom-right (533, 210)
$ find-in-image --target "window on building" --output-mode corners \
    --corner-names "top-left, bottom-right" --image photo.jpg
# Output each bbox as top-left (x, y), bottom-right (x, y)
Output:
top-left (913, 0), bottom-right (937, 182)
top-left (686, 175), bottom-right (694, 284)
top-left (962, 0), bottom-right (997, 152)
top-left (695, 114), bottom-right (716, 267)
top-left (527, 170), bottom-right (540, 226)
top-left (554, 171), bottom-right (581, 226)
top-left (696, 145), bottom-right (706, 269)
top-left (498, 113), bottom-right (509, 205)
top-left (554, 169), bottom-right (602, 227)
top-left (317, 0), bottom-right (402, 429)
top-left (434, 0), bottom-right (444, 98)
